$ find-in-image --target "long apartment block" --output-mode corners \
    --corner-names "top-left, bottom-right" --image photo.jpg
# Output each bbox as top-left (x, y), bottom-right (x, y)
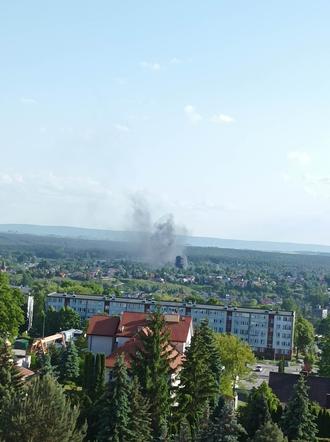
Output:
top-left (46, 292), bottom-right (295, 359)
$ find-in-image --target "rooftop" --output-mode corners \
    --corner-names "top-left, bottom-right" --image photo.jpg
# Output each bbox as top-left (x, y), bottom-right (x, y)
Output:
top-left (105, 332), bottom-right (184, 371)
top-left (47, 293), bottom-right (294, 316)
top-left (269, 371), bottom-right (330, 408)
top-left (87, 311), bottom-right (192, 343)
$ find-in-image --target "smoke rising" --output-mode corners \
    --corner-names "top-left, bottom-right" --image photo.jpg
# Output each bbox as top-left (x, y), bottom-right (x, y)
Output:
top-left (130, 194), bottom-right (186, 266)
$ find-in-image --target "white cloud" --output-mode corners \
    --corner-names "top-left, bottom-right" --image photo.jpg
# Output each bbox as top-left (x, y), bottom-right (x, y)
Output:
top-left (114, 123), bottom-right (130, 133)
top-left (287, 151), bottom-right (311, 166)
top-left (210, 113), bottom-right (235, 125)
top-left (20, 97), bottom-right (37, 104)
top-left (184, 105), bottom-right (202, 123)
top-left (140, 61), bottom-right (161, 71)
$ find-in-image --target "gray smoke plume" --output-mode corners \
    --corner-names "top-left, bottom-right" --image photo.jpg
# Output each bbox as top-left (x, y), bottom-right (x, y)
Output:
top-left (130, 194), bottom-right (185, 266)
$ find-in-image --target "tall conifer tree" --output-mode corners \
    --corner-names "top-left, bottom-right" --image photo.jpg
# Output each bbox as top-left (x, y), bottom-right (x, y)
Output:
top-left (98, 355), bottom-right (132, 442)
top-left (200, 396), bottom-right (246, 442)
top-left (60, 341), bottom-right (80, 383)
top-left (176, 329), bottom-right (218, 441)
top-left (281, 375), bottom-right (317, 442)
top-left (127, 376), bottom-right (152, 442)
top-left (132, 310), bottom-right (173, 441)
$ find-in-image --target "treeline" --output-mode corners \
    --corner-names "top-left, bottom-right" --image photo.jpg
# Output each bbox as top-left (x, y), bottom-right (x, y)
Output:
top-left (1, 313), bottom-right (330, 441)
top-left (3, 232), bottom-right (330, 274)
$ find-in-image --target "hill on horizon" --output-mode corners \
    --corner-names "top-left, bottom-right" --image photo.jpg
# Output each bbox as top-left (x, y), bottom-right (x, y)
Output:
top-left (0, 223), bottom-right (330, 255)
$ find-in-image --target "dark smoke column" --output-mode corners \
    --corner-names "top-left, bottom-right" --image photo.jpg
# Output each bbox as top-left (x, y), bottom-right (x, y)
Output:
top-left (175, 255), bottom-right (188, 269)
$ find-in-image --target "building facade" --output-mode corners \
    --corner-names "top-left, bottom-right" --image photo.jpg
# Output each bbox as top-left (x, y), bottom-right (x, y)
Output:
top-left (46, 292), bottom-right (295, 358)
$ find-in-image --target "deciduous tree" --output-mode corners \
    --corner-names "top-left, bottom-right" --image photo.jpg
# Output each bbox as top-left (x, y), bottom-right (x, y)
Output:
top-left (215, 333), bottom-right (255, 396)
top-left (318, 337), bottom-right (330, 377)
top-left (0, 273), bottom-right (24, 339)
top-left (294, 316), bottom-right (315, 358)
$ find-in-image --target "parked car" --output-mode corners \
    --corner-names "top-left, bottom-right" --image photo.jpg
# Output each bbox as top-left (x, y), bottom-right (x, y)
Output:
top-left (255, 365), bottom-right (263, 372)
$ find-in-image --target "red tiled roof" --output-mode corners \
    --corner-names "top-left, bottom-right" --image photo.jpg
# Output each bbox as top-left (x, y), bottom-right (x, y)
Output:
top-left (105, 332), bottom-right (184, 371)
top-left (17, 366), bottom-right (35, 379)
top-left (87, 315), bottom-right (120, 337)
top-left (115, 312), bottom-right (192, 342)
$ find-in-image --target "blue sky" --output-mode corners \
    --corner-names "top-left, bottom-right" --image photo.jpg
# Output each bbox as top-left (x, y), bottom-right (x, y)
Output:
top-left (1, 1), bottom-right (330, 244)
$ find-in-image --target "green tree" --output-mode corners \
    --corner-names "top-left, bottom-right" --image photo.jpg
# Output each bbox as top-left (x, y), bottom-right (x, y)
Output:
top-left (0, 340), bottom-right (23, 409)
top-left (200, 396), bottom-right (246, 442)
top-left (176, 328), bottom-right (219, 441)
top-left (281, 297), bottom-right (299, 314)
top-left (281, 375), bottom-right (317, 442)
top-left (240, 382), bottom-right (279, 438)
top-left (58, 307), bottom-right (81, 331)
top-left (127, 377), bottom-right (152, 442)
top-left (316, 408), bottom-right (330, 438)
top-left (252, 421), bottom-right (287, 442)
top-left (0, 273), bottom-right (24, 339)
top-left (98, 355), bottom-right (132, 442)
top-left (39, 352), bottom-right (56, 377)
top-left (45, 306), bottom-right (81, 336)
top-left (215, 334), bottom-right (255, 396)
top-left (82, 352), bottom-right (105, 400)
top-left (60, 341), bottom-right (80, 383)
top-left (132, 310), bottom-right (174, 441)
top-left (294, 316), bottom-right (315, 358)
top-left (199, 320), bottom-right (223, 387)
top-left (0, 375), bottom-right (85, 442)
top-left (318, 337), bottom-right (330, 377)
top-left (317, 315), bottom-right (330, 338)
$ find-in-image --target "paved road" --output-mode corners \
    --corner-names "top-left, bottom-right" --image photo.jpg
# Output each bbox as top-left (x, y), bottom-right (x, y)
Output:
top-left (240, 361), bottom-right (303, 390)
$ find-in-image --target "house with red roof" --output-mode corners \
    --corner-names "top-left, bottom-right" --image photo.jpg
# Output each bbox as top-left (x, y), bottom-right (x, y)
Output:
top-left (87, 312), bottom-right (193, 376)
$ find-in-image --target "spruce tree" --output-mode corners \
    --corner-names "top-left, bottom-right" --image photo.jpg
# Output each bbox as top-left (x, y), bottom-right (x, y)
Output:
top-left (176, 329), bottom-right (218, 441)
top-left (281, 375), bottom-right (317, 442)
top-left (0, 339), bottom-right (23, 409)
top-left (127, 376), bottom-right (152, 442)
top-left (60, 341), bottom-right (80, 383)
top-left (199, 319), bottom-right (223, 387)
top-left (252, 421), bottom-right (287, 442)
top-left (94, 353), bottom-right (105, 397)
top-left (82, 352), bottom-right (95, 394)
top-left (132, 310), bottom-right (173, 441)
top-left (200, 396), bottom-right (246, 442)
top-left (39, 352), bottom-right (56, 377)
top-left (98, 354), bottom-right (132, 442)
top-left (239, 385), bottom-right (272, 438)
top-left (80, 352), bottom-right (106, 441)
top-left (0, 375), bottom-right (85, 442)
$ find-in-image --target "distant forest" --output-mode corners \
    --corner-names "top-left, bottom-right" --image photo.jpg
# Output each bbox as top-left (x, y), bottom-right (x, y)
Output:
top-left (2, 232), bottom-right (330, 273)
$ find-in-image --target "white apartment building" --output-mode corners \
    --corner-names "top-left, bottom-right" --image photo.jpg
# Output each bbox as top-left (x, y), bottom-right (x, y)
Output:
top-left (46, 292), bottom-right (295, 359)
